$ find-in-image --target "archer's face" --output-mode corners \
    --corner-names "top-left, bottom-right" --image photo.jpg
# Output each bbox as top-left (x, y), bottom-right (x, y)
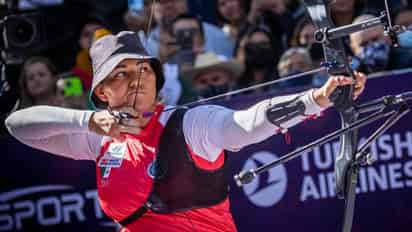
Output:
top-left (94, 59), bottom-right (157, 113)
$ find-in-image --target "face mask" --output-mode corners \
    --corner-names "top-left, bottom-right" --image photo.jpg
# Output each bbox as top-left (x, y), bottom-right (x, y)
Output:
top-left (360, 40), bottom-right (390, 73)
top-left (398, 30), bottom-right (412, 48)
top-left (197, 83), bottom-right (230, 99)
top-left (245, 43), bottom-right (275, 70)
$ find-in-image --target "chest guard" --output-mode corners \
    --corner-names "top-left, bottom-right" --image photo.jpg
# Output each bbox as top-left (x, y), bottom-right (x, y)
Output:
top-left (120, 109), bottom-right (229, 226)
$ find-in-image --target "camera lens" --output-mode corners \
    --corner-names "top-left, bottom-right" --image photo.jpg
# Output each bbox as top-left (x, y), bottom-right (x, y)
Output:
top-left (6, 15), bottom-right (37, 47)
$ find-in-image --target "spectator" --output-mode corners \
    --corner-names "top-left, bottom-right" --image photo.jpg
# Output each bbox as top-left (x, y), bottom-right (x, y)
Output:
top-left (216, 0), bottom-right (248, 41)
top-left (395, 7), bottom-right (412, 28)
top-left (395, 7), bottom-right (412, 48)
top-left (290, 17), bottom-right (316, 48)
top-left (235, 25), bottom-right (279, 92)
top-left (181, 52), bottom-right (243, 99)
top-left (146, 0), bottom-right (234, 58)
top-left (350, 14), bottom-right (412, 74)
top-left (158, 28), bottom-right (179, 64)
top-left (278, 48), bottom-right (313, 77)
top-left (19, 56), bottom-right (62, 109)
top-left (277, 47), bottom-right (314, 88)
top-left (331, 0), bottom-right (365, 27)
top-left (329, 0), bottom-right (366, 56)
top-left (363, 0), bottom-right (404, 16)
top-left (71, 15), bottom-right (106, 91)
top-left (247, 0), bottom-right (288, 23)
top-left (172, 14), bottom-right (206, 56)
top-left (123, 0), bottom-right (156, 34)
top-left (242, 0), bottom-right (295, 52)
top-left (290, 17), bottom-right (324, 68)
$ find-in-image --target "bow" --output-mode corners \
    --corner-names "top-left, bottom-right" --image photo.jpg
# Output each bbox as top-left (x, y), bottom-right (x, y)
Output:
top-left (302, 1), bottom-right (359, 231)
top-left (302, 0), bottom-right (358, 201)
top-left (232, 1), bottom-right (410, 231)
top-left (302, 1), bottom-right (408, 231)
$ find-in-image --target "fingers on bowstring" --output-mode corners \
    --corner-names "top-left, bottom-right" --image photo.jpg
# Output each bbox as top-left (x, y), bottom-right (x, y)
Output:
top-left (117, 116), bottom-right (141, 135)
top-left (119, 106), bottom-right (139, 118)
top-left (119, 118), bottom-right (140, 127)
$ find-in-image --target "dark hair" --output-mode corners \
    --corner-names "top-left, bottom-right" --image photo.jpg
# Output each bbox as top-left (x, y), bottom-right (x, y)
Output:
top-left (331, 0), bottom-right (366, 22)
top-left (91, 59), bottom-right (164, 109)
top-left (237, 24), bottom-right (280, 88)
top-left (172, 13), bottom-right (205, 39)
top-left (215, 0), bottom-right (247, 26)
top-left (245, 24), bottom-right (278, 54)
top-left (394, 6), bottom-right (412, 24)
top-left (75, 13), bottom-right (107, 42)
top-left (290, 16), bottom-right (313, 47)
top-left (234, 23), bottom-right (276, 58)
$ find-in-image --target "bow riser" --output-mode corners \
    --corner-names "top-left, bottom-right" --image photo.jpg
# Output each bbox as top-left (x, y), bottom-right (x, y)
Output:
top-left (303, 0), bottom-right (357, 200)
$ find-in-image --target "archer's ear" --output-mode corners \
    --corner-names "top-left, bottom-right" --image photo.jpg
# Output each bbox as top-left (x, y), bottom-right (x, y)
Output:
top-left (93, 85), bottom-right (109, 103)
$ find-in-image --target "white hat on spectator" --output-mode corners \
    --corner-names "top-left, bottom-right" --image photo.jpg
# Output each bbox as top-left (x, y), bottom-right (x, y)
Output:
top-left (181, 52), bottom-right (244, 80)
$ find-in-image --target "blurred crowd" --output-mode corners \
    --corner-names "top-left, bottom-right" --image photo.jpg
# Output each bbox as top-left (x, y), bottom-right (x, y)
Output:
top-left (8, 0), bottom-right (412, 111)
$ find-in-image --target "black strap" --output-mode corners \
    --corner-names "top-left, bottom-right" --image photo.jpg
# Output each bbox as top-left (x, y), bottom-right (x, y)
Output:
top-left (119, 203), bottom-right (149, 227)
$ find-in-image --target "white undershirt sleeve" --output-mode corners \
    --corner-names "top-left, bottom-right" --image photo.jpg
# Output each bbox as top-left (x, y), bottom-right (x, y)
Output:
top-left (183, 89), bottom-right (326, 162)
top-left (5, 106), bottom-right (102, 160)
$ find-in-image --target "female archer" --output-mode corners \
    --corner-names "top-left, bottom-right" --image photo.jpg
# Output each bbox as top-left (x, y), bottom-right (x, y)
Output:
top-left (6, 31), bottom-right (366, 232)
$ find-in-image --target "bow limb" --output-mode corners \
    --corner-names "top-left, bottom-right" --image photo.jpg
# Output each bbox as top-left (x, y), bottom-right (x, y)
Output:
top-left (303, 0), bottom-right (358, 199)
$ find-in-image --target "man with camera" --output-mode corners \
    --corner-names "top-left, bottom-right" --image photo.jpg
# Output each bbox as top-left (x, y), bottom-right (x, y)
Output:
top-left (146, 0), bottom-right (234, 58)
top-left (158, 14), bottom-right (221, 105)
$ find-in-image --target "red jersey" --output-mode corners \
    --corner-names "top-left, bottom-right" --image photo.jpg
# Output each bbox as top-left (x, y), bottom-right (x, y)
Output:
top-left (96, 105), bottom-right (237, 231)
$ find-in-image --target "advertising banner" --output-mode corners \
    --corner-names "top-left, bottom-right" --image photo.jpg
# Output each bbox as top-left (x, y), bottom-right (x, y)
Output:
top-left (1, 71), bottom-right (412, 231)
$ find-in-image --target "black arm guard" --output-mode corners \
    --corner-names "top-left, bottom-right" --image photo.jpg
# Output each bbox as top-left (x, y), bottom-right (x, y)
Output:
top-left (265, 96), bottom-right (306, 127)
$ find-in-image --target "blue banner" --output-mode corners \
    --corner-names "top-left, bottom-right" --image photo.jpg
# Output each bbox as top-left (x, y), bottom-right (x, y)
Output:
top-left (1, 70), bottom-right (412, 231)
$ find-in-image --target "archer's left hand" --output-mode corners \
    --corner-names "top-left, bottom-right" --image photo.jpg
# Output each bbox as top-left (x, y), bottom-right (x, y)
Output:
top-left (313, 72), bottom-right (367, 108)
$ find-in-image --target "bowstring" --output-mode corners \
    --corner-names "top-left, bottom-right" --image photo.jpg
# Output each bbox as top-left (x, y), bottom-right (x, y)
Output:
top-left (132, 0), bottom-right (156, 116)
top-left (161, 67), bottom-right (326, 113)
top-left (384, 0), bottom-right (393, 29)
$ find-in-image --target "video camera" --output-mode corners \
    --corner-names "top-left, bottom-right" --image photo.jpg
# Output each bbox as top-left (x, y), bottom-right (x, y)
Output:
top-left (0, 10), bottom-right (45, 116)
top-left (1, 12), bottom-right (45, 64)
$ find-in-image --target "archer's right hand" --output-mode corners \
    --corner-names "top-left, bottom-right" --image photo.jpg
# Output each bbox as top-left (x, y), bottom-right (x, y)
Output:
top-left (88, 107), bottom-right (141, 141)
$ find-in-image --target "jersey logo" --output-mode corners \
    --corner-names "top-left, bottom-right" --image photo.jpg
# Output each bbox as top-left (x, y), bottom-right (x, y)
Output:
top-left (147, 161), bottom-right (156, 179)
top-left (147, 160), bottom-right (166, 179)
